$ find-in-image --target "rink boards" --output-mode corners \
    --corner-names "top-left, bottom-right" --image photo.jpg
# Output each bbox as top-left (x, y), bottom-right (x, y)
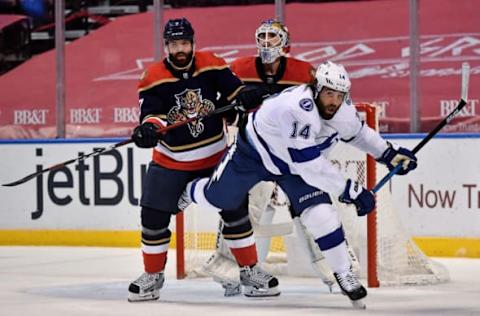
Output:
top-left (0, 134), bottom-right (479, 257)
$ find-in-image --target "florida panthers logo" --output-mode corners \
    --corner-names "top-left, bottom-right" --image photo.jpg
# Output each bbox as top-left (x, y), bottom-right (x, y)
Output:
top-left (167, 88), bottom-right (215, 138)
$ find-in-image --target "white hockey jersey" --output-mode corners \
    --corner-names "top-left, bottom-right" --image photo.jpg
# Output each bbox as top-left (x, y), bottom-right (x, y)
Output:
top-left (245, 84), bottom-right (388, 197)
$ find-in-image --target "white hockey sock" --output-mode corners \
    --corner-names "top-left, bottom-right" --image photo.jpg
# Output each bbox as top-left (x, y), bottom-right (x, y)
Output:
top-left (300, 204), bottom-right (351, 274)
top-left (321, 241), bottom-right (350, 274)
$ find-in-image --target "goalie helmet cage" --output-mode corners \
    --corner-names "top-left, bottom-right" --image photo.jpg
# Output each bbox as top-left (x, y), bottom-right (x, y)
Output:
top-left (175, 103), bottom-right (449, 287)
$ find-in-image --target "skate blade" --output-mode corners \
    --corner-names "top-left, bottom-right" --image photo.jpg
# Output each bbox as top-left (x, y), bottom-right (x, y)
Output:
top-left (351, 299), bottom-right (366, 309)
top-left (212, 276), bottom-right (242, 297)
top-left (224, 287), bottom-right (242, 297)
top-left (243, 286), bottom-right (281, 298)
top-left (223, 284), bottom-right (242, 297)
top-left (127, 292), bottom-right (160, 302)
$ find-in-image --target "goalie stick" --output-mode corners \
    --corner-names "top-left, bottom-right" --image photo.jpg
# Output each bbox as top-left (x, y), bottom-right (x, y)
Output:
top-left (372, 62), bottom-right (471, 193)
top-left (2, 103), bottom-right (237, 187)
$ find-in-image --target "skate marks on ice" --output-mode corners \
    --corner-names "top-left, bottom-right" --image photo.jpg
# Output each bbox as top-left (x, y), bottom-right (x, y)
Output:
top-left (22, 277), bottom-right (480, 315)
top-left (23, 278), bottom-right (361, 311)
top-left (2, 247), bottom-right (480, 315)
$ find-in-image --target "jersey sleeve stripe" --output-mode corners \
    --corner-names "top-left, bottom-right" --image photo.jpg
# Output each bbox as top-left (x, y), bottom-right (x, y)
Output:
top-left (237, 77), bottom-right (264, 83)
top-left (159, 131), bottom-right (225, 152)
top-left (143, 116), bottom-right (167, 127)
top-left (138, 77), bottom-right (179, 92)
top-left (288, 132), bottom-right (339, 163)
top-left (287, 145), bottom-right (321, 163)
top-left (226, 85), bottom-right (244, 102)
top-left (192, 65), bottom-right (230, 77)
top-left (152, 149), bottom-right (225, 171)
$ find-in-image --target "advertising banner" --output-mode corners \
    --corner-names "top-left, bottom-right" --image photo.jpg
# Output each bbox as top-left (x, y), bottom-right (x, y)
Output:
top-left (0, 0), bottom-right (478, 138)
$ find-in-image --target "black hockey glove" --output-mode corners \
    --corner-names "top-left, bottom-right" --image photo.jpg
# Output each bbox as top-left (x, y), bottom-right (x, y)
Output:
top-left (132, 122), bottom-right (160, 148)
top-left (234, 88), bottom-right (269, 112)
top-left (377, 142), bottom-right (417, 175)
top-left (339, 179), bottom-right (375, 216)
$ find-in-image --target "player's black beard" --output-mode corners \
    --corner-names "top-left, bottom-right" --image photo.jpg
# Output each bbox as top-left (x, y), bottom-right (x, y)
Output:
top-left (317, 101), bottom-right (340, 120)
top-left (169, 51), bottom-right (194, 69)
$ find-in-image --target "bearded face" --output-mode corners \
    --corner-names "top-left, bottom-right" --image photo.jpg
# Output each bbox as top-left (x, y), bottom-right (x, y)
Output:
top-left (166, 39), bottom-right (194, 68)
top-left (316, 87), bottom-right (346, 120)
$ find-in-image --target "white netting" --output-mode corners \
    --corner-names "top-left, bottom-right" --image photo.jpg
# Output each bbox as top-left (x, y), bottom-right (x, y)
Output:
top-left (375, 181), bottom-right (450, 285)
top-left (329, 140), bottom-right (449, 285)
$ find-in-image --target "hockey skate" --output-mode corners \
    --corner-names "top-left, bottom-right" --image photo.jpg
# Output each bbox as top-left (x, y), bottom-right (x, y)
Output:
top-left (334, 266), bottom-right (367, 309)
top-left (240, 265), bottom-right (280, 297)
top-left (128, 272), bottom-right (164, 302)
top-left (203, 251), bottom-right (242, 297)
top-left (213, 275), bottom-right (242, 297)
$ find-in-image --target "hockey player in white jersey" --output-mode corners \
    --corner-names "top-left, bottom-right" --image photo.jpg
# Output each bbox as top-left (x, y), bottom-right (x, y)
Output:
top-left (178, 61), bottom-right (417, 306)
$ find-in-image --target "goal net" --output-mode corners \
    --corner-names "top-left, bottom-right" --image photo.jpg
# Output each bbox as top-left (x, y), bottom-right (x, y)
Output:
top-left (175, 103), bottom-right (449, 287)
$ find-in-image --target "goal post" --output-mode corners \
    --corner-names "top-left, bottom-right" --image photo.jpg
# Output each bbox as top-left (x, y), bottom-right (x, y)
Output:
top-left (357, 103), bottom-right (380, 288)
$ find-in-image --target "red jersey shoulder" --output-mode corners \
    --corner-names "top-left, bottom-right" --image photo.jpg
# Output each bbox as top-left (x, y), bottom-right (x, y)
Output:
top-left (283, 57), bottom-right (315, 84)
top-left (230, 56), bottom-right (258, 79)
top-left (138, 61), bottom-right (175, 90)
top-left (195, 51), bottom-right (228, 71)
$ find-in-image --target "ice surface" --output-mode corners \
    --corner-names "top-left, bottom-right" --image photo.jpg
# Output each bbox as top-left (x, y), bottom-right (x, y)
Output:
top-left (0, 246), bottom-right (479, 316)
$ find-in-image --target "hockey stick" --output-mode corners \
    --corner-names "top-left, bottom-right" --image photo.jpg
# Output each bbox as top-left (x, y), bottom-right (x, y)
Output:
top-left (372, 62), bottom-right (470, 193)
top-left (2, 103), bottom-right (237, 187)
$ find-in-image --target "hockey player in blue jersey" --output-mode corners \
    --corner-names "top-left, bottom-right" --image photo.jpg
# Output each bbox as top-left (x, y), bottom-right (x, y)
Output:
top-left (178, 60), bottom-right (417, 306)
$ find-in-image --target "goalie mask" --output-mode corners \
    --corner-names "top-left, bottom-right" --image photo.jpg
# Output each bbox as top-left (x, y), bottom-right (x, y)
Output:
top-left (314, 61), bottom-right (351, 98)
top-left (255, 19), bottom-right (290, 64)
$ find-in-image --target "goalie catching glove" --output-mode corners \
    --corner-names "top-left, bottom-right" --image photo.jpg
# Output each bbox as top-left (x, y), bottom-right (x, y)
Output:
top-left (377, 142), bottom-right (417, 175)
top-left (339, 179), bottom-right (375, 216)
top-left (132, 122), bottom-right (160, 148)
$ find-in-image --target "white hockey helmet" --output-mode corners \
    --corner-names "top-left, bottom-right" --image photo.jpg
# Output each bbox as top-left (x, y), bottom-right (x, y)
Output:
top-left (255, 19), bottom-right (290, 64)
top-left (314, 61), bottom-right (351, 96)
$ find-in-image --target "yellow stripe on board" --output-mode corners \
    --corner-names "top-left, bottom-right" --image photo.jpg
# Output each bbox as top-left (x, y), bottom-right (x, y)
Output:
top-left (1, 230), bottom-right (479, 258)
top-left (413, 237), bottom-right (480, 258)
top-left (0, 230), bottom-right (142, 247)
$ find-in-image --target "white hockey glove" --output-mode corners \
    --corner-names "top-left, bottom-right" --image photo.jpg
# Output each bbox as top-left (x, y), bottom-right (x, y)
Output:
top-left (377, 142), bottom-right (417, 175)
top-left (338, 179), bottom-right (375, 216)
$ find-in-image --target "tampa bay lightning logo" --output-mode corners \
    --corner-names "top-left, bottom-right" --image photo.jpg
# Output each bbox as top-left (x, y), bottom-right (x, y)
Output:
top-left (299, 98), bottom-right (314, 112)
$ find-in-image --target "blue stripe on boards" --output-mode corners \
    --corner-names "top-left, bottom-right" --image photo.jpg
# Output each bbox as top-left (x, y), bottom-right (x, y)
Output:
top-left (383, 133), bottom-right (480, 140)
